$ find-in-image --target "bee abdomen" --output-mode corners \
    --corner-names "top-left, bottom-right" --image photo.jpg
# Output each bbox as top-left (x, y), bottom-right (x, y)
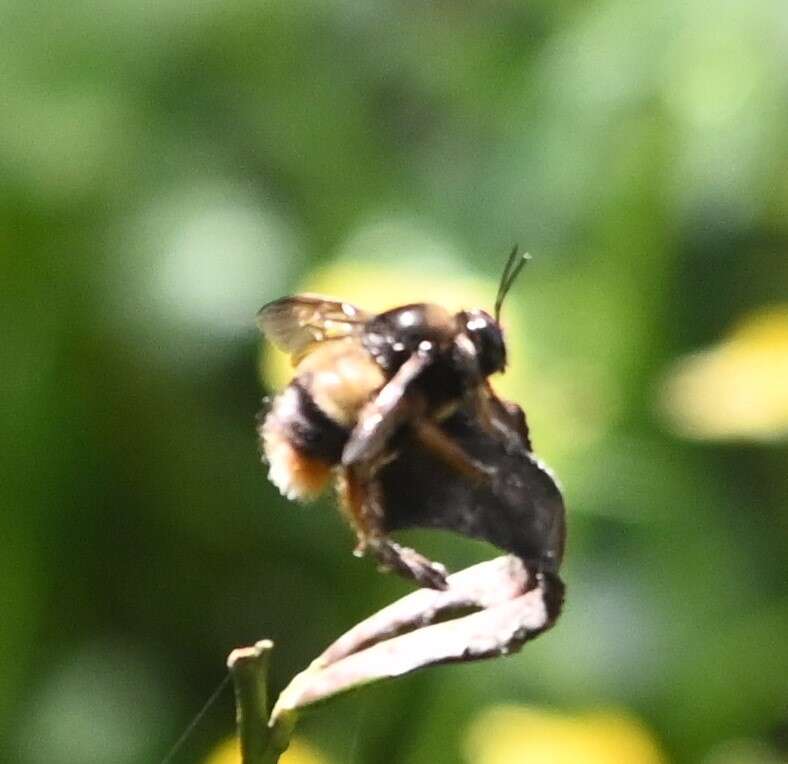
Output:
top-left (260, 381), bottom-right (348, 501)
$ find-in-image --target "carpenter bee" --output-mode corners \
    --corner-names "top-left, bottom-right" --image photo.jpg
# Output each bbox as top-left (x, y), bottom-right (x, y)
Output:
top-left (257, 248), bottom-right (566, 594)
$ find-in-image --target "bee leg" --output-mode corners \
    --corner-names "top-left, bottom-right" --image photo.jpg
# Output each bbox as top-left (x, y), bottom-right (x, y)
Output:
top-left (411, 418), bottom-right (495, 485)
top-left (475, 382), bottom-right (533, 450)
top-left (336, 462), bottom-right (381, 548)
top-left (342, 350), bottom-right (432, 468)
top-left (340, 465), bottom-right (448, 590)
top-left (366, 535), bottom-right (449, 591)
top-left (365, 478), bottom-right (449, 590)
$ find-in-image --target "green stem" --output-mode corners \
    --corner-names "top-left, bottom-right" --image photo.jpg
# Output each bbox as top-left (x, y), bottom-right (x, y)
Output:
top-left (227, 640), bottom-right (294, 764)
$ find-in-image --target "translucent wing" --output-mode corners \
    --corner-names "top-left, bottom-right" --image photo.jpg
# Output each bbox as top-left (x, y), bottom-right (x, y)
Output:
top-left (257, 294), bottom-right (372, 363)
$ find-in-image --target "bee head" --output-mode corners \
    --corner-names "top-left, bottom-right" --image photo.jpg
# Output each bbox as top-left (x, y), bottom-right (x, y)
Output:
top-left (456, 244), bottom-right (529, 377)
top-left (460, 309), bottom-right (507, 376)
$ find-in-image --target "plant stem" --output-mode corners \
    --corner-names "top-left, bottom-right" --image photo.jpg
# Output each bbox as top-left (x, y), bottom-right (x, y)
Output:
top-left (227, 640), bottom-right (293, 764)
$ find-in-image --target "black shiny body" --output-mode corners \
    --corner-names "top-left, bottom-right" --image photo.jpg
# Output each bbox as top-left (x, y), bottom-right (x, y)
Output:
top-left (362, 303), bottom-right (505, 409)
top-left (362, 304), bottom-right (458, 372)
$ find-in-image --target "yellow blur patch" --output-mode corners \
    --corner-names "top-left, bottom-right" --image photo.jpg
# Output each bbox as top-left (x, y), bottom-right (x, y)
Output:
top-left (259, 259), bottom-right (524, 403)
top-left (464, 705), bottom-right (666, 764)
top-left (203, 734), bottom-right (327, 764)
top-left (660, 305), bottom-right (788, 441)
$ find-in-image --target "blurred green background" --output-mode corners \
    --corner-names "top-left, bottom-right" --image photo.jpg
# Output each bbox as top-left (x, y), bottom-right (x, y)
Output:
top-left (2, 1), bottom-right (787, 763)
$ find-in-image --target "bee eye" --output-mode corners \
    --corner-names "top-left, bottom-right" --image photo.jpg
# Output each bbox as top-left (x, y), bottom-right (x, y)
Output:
top-left (462, 310), bottom-right (507, 376)
top-left (466, 316), bottom-right (489, 333)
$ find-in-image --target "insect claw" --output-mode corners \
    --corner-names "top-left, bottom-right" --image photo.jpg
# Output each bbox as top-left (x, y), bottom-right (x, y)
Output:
top-left (352, 540), bottom-right (368, 558)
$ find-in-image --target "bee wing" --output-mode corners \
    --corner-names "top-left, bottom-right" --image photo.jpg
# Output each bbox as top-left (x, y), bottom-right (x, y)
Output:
top-left (257, 294), bottom-right (372, 364)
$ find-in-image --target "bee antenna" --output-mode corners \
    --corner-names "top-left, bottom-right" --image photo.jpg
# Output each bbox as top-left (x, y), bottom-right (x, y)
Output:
top-left (494, 245), bottom-right (531, 323)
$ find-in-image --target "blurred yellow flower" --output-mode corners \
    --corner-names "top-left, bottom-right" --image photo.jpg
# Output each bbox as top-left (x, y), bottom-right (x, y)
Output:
top-left (203, 734), bottom-right (327, 764)
top-left (659, 305), bottom-right (788, 441)
top-left (464, 705), bottom-right (666, 764)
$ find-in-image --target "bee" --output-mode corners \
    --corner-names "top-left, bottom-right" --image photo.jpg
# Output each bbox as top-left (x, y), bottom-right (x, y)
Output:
top-left (257, 248), bottom-right (566, 594)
